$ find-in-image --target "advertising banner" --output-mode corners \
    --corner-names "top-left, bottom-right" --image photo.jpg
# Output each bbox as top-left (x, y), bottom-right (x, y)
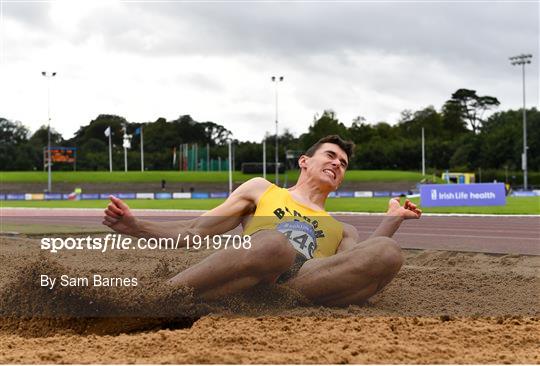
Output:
top-left (136, 193), bottom-right (154, 199)
top-left (81, 193), bottom-right (100, 200)
top-left (155, 192), bottom-right (173, 200)
top-left (44, 193), bottom-right (63, 200)
top-left (191, 192), bottom-right (209, 199)
top-left (173, 192), bottom-right (191, 199)
top-left (6, 194), bottom-right (25, 200)
top-left (354, 191), bottom-right (373, 198)
top-left (117, 193), bottom-right (136, 199)
top-left (420, 183), bottom-right (506, 207)
top-left (25, 194), bottom-right (45, 200)
top-left (511, 191), bottom-right (536, 197)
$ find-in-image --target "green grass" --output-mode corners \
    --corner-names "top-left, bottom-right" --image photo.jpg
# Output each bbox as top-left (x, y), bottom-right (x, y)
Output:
top-left (0, 170), bottom-right (435, 183)
top-left (2, 197), bottom-right (538, 214)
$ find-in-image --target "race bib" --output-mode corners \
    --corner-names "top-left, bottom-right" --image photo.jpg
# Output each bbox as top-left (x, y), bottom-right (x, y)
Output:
top-left (276, 221), bottom-right (318, 259)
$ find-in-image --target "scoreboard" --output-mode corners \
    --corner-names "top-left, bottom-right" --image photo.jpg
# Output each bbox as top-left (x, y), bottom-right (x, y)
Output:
top-left (44, 146), bottom-right (77, 163)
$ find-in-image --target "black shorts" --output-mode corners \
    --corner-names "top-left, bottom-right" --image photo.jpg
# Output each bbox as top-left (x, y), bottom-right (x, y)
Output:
top-left (276, 253), bottom-right (308, 284)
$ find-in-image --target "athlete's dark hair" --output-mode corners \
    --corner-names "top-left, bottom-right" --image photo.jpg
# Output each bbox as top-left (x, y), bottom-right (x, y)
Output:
top-left (304, 135), bottom-right (355, 162)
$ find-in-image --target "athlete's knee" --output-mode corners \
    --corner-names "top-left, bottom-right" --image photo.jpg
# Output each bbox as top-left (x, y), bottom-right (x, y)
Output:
top-left (369, 236), bottom-right (403, 275)
top-left (243, 230), bottom-right (296, 274)
top-left (348, 236), bottom-right (403, 278)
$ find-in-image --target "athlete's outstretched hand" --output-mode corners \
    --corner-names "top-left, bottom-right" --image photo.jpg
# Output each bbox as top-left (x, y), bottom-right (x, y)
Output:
top-left (386, 197), bottom-right (422, 219)
top-left (102, 195), bottom-right (140, 236)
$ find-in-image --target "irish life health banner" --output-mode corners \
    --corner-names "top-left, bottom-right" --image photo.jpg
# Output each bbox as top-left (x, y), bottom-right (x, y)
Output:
top-left (420, 183), bottom-right (506, 207)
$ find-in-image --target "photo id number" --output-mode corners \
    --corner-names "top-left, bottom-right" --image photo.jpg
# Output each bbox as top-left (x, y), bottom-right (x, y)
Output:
top-left (184, 235), bottom-right (252, 250)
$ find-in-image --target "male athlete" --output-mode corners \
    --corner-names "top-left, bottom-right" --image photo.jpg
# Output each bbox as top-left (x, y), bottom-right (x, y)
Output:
top-left (103, 135), bottom-right (422, 306)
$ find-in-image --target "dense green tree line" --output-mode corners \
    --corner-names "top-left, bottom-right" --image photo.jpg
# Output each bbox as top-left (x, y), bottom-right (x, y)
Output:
top-left (1, 89), bottom-right (538, 183)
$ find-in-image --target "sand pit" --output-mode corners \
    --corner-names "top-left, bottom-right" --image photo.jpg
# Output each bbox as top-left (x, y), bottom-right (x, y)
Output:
top-left (0, 234), bottom-right (538, 364)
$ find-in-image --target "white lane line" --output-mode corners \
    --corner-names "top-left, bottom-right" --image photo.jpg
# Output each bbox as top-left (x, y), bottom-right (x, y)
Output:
top-left (2, 207), bottom-right (539, 217)
top-left (356, 230), bottom-right (540, 241)
top-left (332, 211), bottom-right (540, 217)
top-left (352, 226), bottom-right (540, 235)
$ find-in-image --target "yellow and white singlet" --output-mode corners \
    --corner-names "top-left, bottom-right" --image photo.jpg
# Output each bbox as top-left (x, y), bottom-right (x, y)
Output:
top-left (243, 184), bottom-right (343, 259)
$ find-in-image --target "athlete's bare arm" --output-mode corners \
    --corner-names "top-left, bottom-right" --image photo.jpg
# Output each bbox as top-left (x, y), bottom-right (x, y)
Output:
top-left (368, 197), bottom-right (422, 238)
top-left (337, 197), bottom-right (421, 252)
top-left (102, 177), bottom-right (271, 243)
top-left (336, 223), bottom-right (361, 252)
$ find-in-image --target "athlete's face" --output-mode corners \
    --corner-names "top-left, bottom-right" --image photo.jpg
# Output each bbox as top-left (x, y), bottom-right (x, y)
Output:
top-left (300, 143), bottom-right (348, 190)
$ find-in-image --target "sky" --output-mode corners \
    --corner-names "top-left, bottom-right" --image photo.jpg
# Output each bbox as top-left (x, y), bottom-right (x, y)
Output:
top-left (1, 0), bottom-right (539, 142)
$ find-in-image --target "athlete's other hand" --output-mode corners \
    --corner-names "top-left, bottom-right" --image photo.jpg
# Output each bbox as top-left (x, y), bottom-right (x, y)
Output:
top-left (102, 195), bottom-right (140, 235)
top-left (386, 197), bottom-right (422, 219)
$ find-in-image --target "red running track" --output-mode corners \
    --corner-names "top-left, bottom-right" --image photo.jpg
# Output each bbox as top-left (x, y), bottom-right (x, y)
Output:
top-left (336, 214), bottom-right (540, 255)
top-left (1, 208), bottom-right (539, 255)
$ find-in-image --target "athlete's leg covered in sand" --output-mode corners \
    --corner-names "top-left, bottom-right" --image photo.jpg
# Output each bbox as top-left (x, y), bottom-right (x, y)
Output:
top-left (286, 236), bottom-right (403, 307)
top-left (167, 230), bottom-right (296, 300)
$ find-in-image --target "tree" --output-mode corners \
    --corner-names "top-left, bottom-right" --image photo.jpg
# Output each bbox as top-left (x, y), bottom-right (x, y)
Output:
top-left (441, 100), bottom-right (468, 136)
top-left (446, 89), bottom-right (500, 134)
top-left (1, 118), bottom-right (29, 145)
top-left (78, 138), bottom-right (109, 170)
top-left (349, 119), bottom-right (373, 144)
top-left (72, 114), bottom-right (127, 147)
top-left (201, 121), bottom-right (232, 146)
top-left (29, 125), bottom-right (64, 147)
top-left (0, 118), bottom-right (33, 170)
top-left (449, 134), bottom-right (483, 170)
top-left (481, 108), bottom-right (540, 170)
top-left (300, 110), bottom-right (351, 149)
top-left (372, 122), bottom-right (397, 140)
top-left (397, 106), bottom-right (442, 138)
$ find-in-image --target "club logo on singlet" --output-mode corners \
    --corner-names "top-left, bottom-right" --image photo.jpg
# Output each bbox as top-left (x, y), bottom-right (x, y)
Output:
top-left (273, 207), bottom-right (325, 238)
top-left (276, 221), bottom-right (317, 259)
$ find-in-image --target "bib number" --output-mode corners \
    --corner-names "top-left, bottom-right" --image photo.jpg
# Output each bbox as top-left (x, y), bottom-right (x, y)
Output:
top-left (276, 221), bottom-right (317, 259)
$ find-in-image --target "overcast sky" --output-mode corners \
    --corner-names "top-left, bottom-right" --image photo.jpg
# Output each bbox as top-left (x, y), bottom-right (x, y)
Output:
top-left (1, 0), bottom-right (538, 142)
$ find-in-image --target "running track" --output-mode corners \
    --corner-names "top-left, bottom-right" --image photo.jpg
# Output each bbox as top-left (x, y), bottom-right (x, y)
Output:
top-left (1, 208), bottom-right (539, 255)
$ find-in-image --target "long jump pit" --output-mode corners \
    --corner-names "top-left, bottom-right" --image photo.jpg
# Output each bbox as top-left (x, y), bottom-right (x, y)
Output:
top-left (0, 209), bottom-right (539, 364)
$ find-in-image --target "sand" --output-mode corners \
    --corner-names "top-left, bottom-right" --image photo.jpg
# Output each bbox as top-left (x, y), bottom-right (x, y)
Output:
top-left (0, 235), bottom-right (538, 364)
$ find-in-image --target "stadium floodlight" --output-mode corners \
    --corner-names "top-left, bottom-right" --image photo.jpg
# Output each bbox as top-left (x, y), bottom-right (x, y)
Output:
top-left (271, 75), bottom-right (284, 185)
top-left (509, 53), bottom-right (533, 190)
top-left (42, 71), bottom-right (57, 193)
top-left (263, 131), bottom-right (270, 179)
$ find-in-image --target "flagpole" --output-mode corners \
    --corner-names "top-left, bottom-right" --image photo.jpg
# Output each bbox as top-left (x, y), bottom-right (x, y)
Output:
top-left (109, 133), bottom-right (112, 172)
top-left (123, 124), bottom-right (128, 172)
top-left (140, 126), bottom-right (144, 172)
top-left (106, 127), bottom-right (112, 172)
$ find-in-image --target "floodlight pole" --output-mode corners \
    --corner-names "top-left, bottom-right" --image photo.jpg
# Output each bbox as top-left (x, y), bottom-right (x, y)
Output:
top-left (510, 54), bottom-right (532, 190)
top-left (421, 127), bottom-right (425, 176)
top-left (262, 137), bottom-right (266, 179)
top-left (140, 126), bottom-right (144, 172)
top-left (42, 71), bottom-right (56, 193)
top-left (228, 139), bottom-right (233, 195)
top-left (263, 131), bottom-right (270, 179)
top-left (271, 76), bottom-right (284, 185)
